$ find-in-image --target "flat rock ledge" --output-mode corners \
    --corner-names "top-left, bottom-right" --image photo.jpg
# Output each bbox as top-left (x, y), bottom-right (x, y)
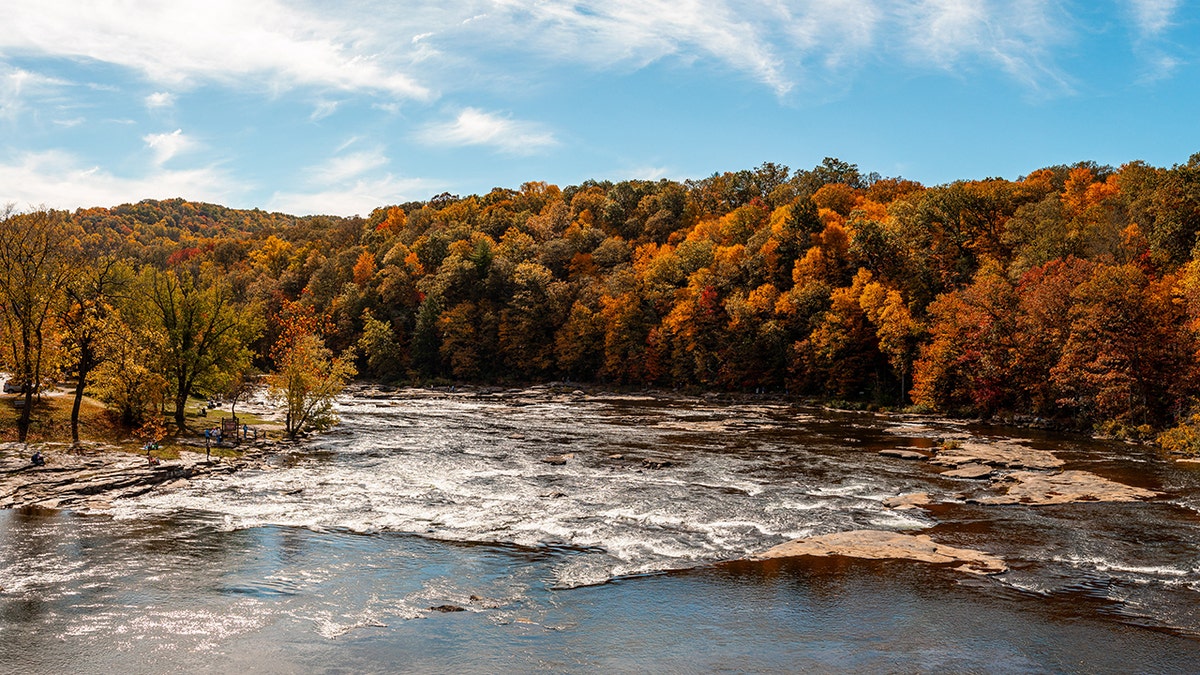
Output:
top-left (931, 441), bottom-right (1064, 471)
top-left (751, 529), bottom-right (1006, 575)
top-left (1, 453), bottom-right (246, 511)
top-left (975, 470), bottom-right (1160, 506)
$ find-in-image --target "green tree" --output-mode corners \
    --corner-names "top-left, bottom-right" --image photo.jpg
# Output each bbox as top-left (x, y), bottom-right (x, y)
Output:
top-left (358, 308), bottom-right (405, 381)
top-left (137, 264), bottom-right (260, 431)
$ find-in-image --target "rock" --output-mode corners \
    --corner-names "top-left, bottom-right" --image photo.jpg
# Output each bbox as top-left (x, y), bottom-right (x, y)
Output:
top-left (879, 449), bottom-right (928, 460)
top-left (641, 458), bottom-right (673, 469)
top-left (430, 604), bottom-right (466, 613)
top-left (977, 470), bottom-right (1160, 506)
top-left (941, 463), bottom-right (993, 479)
top-left (882, 492), bottom-right (931, 510)
top-left (931, 440), bottom-right (1064, 471)
top-left (751, 529), bottom-right (1006, 575)
top-left (608, 454), bottom-right (625, 460)
top-left (0, 452), bottom-right (249, 511)
top-left (541, 454), bottom-right (574, 465)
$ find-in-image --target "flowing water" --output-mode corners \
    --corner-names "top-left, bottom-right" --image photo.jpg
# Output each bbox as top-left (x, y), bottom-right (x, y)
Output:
top-left (3, 388), bottom-right (1200, 673)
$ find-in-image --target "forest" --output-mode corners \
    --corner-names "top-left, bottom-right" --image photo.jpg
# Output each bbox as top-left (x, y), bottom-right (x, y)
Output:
top-left (3, 155), bottom-right (1200, 450)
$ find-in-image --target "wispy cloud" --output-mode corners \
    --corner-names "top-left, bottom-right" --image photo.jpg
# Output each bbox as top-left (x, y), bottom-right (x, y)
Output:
top-left (1127, 0), bottom-right (1178, 36)
top-left (0, 149), bottom-right (241, 209)
top-left (310, 99), bottom-right (339, 122)
top-left (417, 108), bottom-right (557, 154)
top-left (0, 65), bottom-right (67, 121)
top-left (269, 174), bottom-right (438, 217)
top-left (308, 148), bottom-right (389, 185)
top-left (143, 129), bottom-right (197, 166)
top-left (268, 140), bottom-right (434, 216)
top-left (0, 0), bottom-right (432, 100)
top-left (898, 0), bottom-right (1072, 93)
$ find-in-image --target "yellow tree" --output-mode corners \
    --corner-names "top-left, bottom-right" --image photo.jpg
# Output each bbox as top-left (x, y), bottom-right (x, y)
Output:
top-left (267, 300), bottom-right (356, 439)
top-left (0, 207), bottom-right (82, 441)
top-left (859, 278), bottom-right (920, 404)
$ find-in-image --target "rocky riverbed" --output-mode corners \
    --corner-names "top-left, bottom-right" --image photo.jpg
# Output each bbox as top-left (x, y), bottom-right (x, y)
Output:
top-left (0, 443), bottom-right (274, 511)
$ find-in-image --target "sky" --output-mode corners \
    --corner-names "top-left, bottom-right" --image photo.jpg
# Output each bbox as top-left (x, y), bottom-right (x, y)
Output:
top-left (0, 0), bottom-right (1197, 217)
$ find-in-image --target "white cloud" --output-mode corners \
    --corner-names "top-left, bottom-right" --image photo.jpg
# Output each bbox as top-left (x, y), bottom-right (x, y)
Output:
top-left (0, 1), bottom-right (1173, 108)
top-left (269, 175), bottom-right (437, 217)
top-left (1128, 0), bottom-right (1178, 36)
top-left (0, 0), bottom-right (431, 100)
top-left (145, 91), bottom-right (174, 109)
top-left (417, 108), bottom-right (558, 154)
top-left (0, 149), bottom-right (241, 210)
top-left (143, 129), bottom-right (197, 166)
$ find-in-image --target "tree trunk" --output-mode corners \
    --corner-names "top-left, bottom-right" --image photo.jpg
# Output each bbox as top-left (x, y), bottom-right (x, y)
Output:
top-left (174, 391), bottom-right (188, 432)
top-left (17, 388), bottom-right (32, 443)
top-left (71, 377), bottom-right (86, 444)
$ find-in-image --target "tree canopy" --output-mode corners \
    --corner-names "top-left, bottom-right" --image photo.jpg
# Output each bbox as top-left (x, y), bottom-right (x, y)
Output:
top-left (5, 154), bottom-right (1200, 442)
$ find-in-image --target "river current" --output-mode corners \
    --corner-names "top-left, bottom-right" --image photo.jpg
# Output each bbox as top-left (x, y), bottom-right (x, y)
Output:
top-left (3, 388), bottom-right (1200, 673)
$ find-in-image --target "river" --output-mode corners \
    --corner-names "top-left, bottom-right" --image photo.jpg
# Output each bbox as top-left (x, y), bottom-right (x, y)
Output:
top-left (3, 388), bottom-right (1200, 673)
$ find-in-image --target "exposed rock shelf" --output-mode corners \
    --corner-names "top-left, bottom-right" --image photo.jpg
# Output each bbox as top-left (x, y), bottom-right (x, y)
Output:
top-left (0, 452), bottom-right (249, 511)
top-left (878, 437), bottom-right (1158, 507)
top-left (751, 529), bottom-right (1007, 575)
top-left (930, 440), bottom-right (1064, 470)
top-left (976, 470), bottom-right (1160, 505)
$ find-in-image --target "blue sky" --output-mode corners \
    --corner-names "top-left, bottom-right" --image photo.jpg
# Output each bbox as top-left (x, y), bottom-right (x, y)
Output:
top-left (1, 1), bottom-right (1196, 216)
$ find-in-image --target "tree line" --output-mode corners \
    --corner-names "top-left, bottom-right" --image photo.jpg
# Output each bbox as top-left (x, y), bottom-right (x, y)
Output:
top-left (3, 154), bottom-right (1200, 447)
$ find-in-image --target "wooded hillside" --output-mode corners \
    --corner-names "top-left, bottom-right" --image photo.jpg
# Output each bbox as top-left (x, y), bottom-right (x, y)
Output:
top-left (7, 154), bottom-right (1200, 444)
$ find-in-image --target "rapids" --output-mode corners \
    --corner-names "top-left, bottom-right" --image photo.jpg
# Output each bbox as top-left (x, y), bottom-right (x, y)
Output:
top-left (4, 387), bottom-right (1200, 672)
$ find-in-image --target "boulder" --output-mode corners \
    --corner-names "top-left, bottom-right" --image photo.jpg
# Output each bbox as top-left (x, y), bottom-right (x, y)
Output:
top-left (541, 453), bottom-right (574, 465)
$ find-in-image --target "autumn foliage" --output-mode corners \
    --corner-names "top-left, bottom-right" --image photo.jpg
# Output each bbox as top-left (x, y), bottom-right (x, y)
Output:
top-left (10, 155), bottom-right (1200, 442)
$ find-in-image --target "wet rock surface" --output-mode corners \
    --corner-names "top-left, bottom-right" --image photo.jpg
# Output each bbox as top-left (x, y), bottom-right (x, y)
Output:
top-left (977, 470), bottom-right (1160, 505)
top-left (882, 492), bottom-right (931, 510)
top-left (879, 449), bottom-right (928, 460)
top-left (0, 449), bottom-right (250, 510)
top-left (930, 440), bottom-right (1065, 470)
top-left (941, 463), bottom-right (994, 479)
top-left (751, 529), bottom-right (1007, 575)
